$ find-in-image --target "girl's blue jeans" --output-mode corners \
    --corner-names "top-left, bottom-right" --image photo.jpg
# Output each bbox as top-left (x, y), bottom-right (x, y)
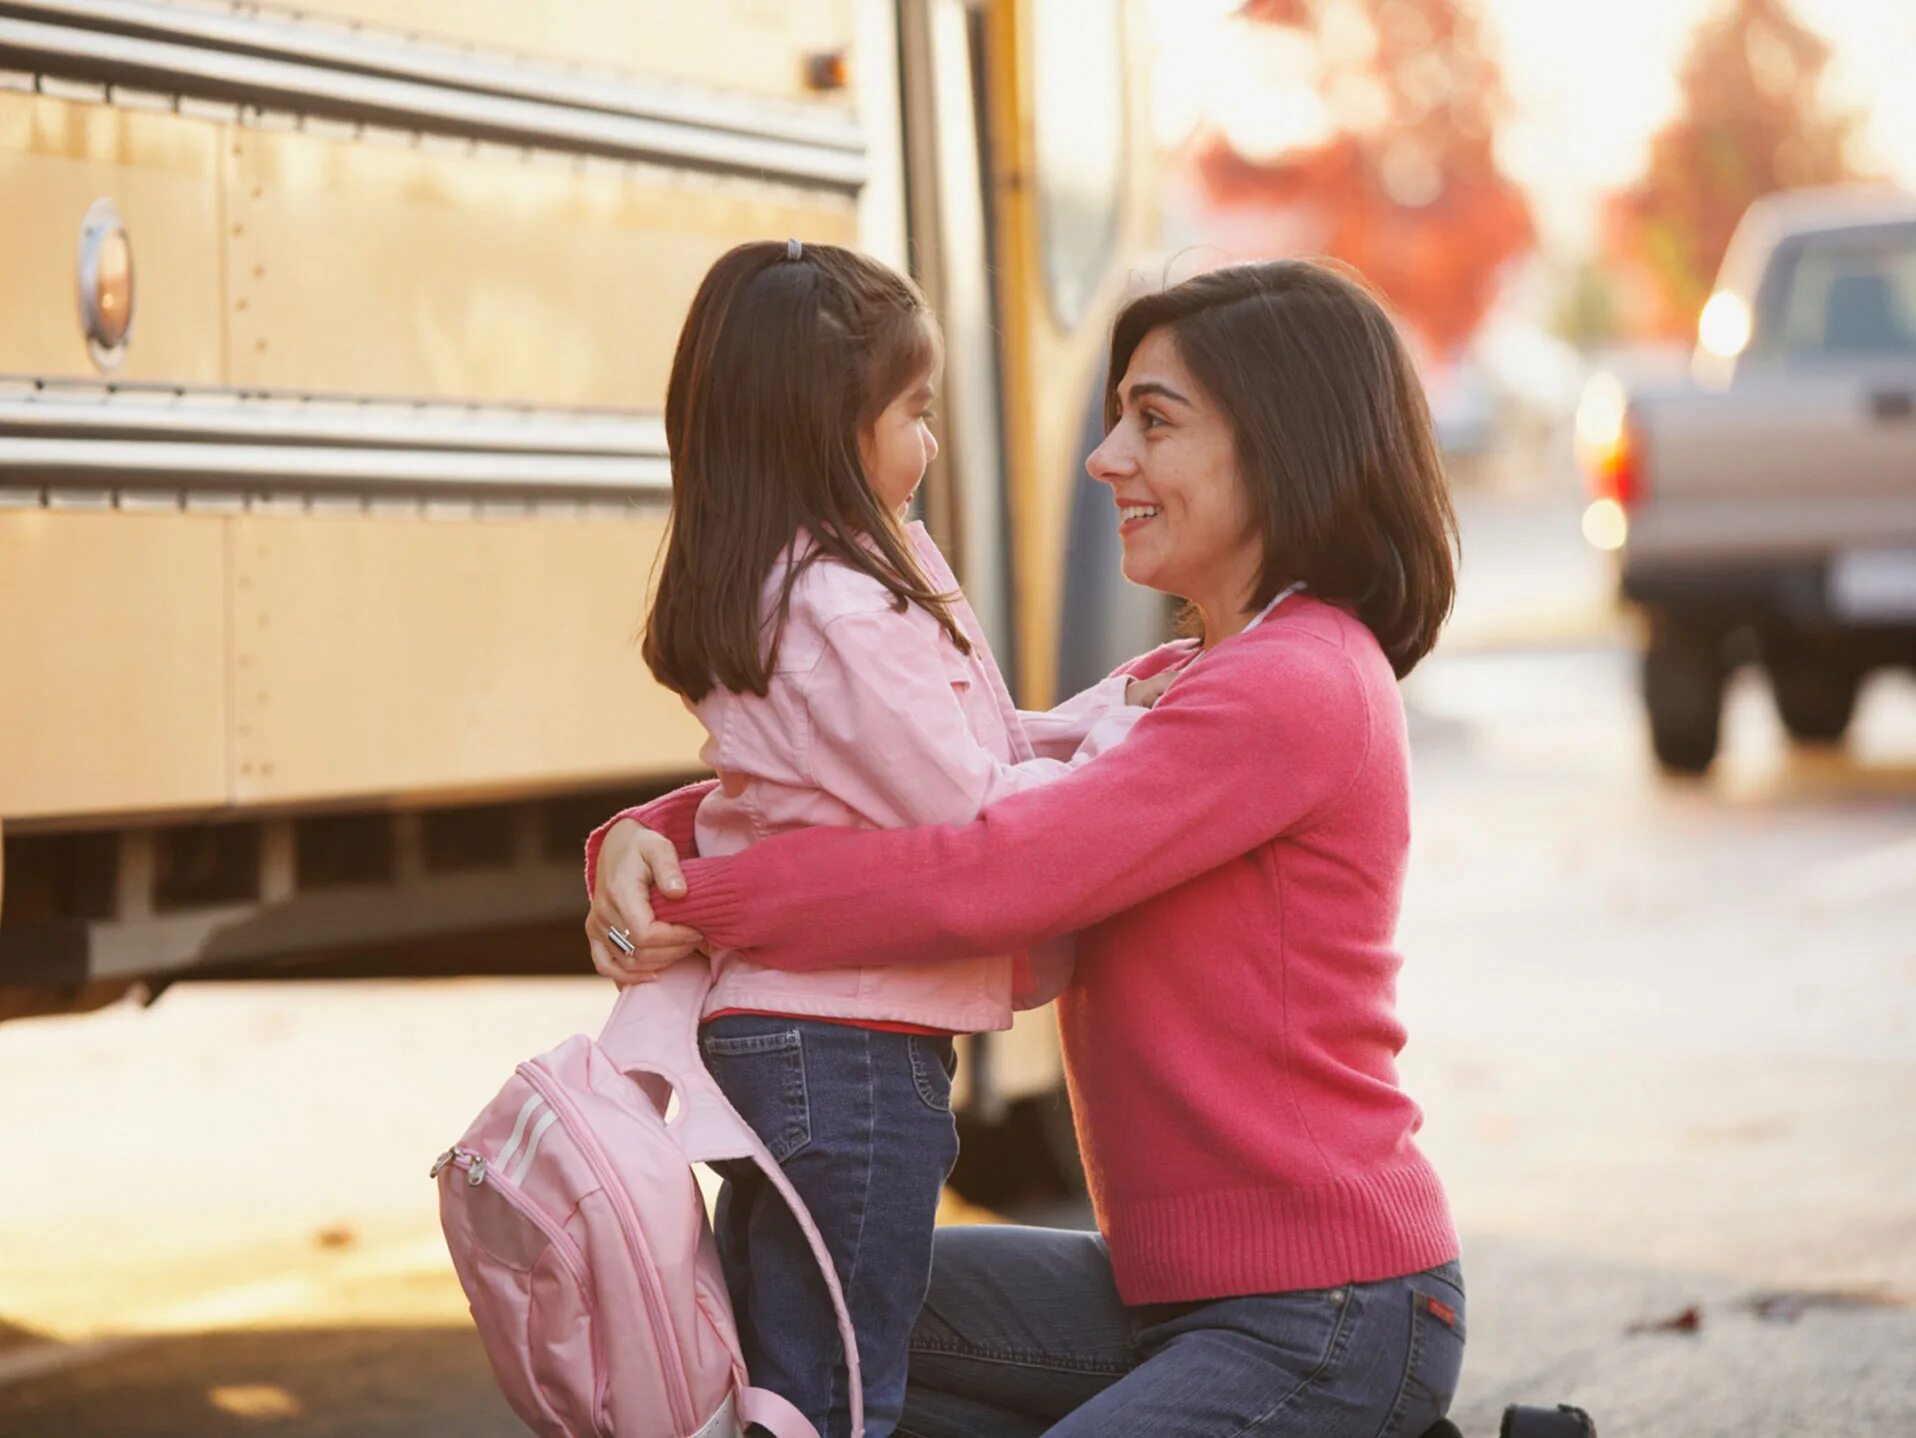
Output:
top-left (701, 1014), bottom-right (961, 1438)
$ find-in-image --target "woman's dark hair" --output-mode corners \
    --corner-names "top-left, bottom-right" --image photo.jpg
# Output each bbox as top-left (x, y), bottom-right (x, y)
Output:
top-left (644, 239), bottom-right (966, 701)
top-left (1105, 259), bottom-right (1459, 678)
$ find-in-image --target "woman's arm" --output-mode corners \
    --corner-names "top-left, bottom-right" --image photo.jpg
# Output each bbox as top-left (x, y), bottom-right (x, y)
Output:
top-left (585, 638), bottom-right (1184, 887)
top-left (651, 631), bottom-right (1372, 970)
top-left (583, 613), bottom-right (1150, 978)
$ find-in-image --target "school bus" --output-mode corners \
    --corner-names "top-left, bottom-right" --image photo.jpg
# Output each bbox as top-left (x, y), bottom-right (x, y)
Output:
top-left (0, 0), bottom-right (1162, 1164)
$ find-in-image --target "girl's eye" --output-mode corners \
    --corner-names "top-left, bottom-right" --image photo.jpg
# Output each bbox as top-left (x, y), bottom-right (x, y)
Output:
top-left (1140, 409), bottom-right (1166, 431)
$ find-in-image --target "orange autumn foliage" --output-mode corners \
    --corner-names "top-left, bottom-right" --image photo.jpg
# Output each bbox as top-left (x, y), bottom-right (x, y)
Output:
top-left (1195, 0), bottom-right (1534, 357)
top-left (1602, 0), bottom-right (1863, 338)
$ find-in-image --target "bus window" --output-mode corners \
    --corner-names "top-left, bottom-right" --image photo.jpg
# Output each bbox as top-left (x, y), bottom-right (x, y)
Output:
top-left (1031, 0), bottom-right (1126, 329)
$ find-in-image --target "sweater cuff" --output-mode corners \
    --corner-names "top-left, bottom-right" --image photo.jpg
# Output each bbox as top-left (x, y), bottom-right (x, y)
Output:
top-left (652, 857), bottom-right (757, 953)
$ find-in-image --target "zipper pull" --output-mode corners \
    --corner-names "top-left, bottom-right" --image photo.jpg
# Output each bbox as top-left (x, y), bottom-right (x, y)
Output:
top-left (429, 1147), bottom-right (456, 1178)
top-left (467, 1155), bottom-right (487, 1187)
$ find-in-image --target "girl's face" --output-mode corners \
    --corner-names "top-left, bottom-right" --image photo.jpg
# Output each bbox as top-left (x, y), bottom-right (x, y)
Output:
top-left (1087, 328), bottom-right (1262, 632)
top-left (859, 370), bottom-right (940, 516)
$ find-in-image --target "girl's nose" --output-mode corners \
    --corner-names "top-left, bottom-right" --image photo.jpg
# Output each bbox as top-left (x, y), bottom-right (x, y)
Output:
top-left (925, 426), bottom-right (939, 464)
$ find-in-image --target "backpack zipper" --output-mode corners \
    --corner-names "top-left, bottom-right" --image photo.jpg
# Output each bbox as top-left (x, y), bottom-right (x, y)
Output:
top-left (443, 1149), bottom-right (591, 1291)
top-left (516, 1061), bottom-right (696, 1434)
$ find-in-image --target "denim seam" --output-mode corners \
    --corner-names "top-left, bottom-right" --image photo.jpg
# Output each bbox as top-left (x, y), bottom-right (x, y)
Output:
top-left (828, 1027), bottom-right (878, 1428)
top-left (907, 1036), bottom-right (953, 1112)
top-left (783, 1034), bottom-right (814, 1161)
top-left (1376, 1289), bottom-right (1428, 1438)
top-left (1422, 1262), bottom-right (1467, 1307)
top-left (1218, 1280), bottom-right (1359, 1438)
top-left (905, 1337), bottom-right (1132, 1378)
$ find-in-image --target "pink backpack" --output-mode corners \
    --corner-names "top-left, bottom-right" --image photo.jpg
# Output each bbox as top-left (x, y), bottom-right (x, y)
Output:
top-left (434, 960), bottom-right (863, 1437)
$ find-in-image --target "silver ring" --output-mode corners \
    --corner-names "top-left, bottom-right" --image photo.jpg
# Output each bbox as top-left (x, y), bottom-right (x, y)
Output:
top-left (607, 927), bottom-right (635, 956)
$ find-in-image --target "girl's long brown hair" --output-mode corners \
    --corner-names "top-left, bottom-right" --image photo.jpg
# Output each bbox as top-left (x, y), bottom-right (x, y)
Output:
top-left (1106, 260), bottom-right (1459, 678)
top-left (643, 240), bottom-right (969, 701)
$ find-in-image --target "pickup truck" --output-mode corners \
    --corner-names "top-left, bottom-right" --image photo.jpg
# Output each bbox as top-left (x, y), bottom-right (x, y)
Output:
top-left (1577, 188), bottom-right (1916, 774)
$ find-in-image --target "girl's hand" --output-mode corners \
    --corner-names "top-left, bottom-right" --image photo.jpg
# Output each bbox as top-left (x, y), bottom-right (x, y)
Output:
top-left (585, 819), bottom-right (706, 984)
top-left (1125, 669), bottom-right (1176, 708)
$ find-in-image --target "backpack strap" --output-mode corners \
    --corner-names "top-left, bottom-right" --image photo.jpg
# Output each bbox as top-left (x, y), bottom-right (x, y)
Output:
top-left (738, 1384), bottom-right (828, 1438)
top-left (599, 963), bottom-right (866, 1438)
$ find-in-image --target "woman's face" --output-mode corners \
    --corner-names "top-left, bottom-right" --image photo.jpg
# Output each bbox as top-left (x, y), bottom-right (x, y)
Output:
top-left (1087, 327), bottom-right (1262, 625)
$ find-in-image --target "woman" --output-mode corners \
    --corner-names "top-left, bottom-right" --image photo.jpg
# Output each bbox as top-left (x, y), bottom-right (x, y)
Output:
top-left (587, 259), bottom-right (1465, 1436)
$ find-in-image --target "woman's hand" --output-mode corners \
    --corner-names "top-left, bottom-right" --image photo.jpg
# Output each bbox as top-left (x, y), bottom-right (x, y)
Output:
top-left (585, 819), bottom-right (706, 984)
top-left (1125, 668), bottom-right (1176, 708)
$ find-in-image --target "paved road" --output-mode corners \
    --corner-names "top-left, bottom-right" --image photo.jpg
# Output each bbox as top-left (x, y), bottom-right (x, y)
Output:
top-left (3, 491), bottom-right (1913, 1435)
top-left (1398, 642), bottom-right (1916, 1434)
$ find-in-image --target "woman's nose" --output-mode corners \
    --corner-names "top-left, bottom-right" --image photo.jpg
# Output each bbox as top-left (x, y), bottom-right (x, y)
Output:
top-left (1086, 429), bottom-right (1131, 485)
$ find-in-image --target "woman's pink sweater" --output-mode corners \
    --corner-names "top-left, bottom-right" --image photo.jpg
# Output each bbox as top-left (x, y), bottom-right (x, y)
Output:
top-left (594, 596), bottom-right (1457, 1303)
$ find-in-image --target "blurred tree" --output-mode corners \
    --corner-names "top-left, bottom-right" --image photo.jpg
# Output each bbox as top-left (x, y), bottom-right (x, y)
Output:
top-left (1195, 0), bottom-right (1534, 358)
top-left (1552, 260), bottom-right (1622, 350)
top-left (1602, 0), bottom-right (1864, 338)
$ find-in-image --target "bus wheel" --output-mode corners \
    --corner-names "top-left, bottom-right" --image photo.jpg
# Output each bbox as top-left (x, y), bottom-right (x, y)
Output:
top-left (950, 1086), bottom-right (1085, 1208)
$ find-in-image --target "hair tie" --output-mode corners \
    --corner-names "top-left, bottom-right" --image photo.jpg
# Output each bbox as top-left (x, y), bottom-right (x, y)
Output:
top-left (786, 237), bottom-right (804, 261)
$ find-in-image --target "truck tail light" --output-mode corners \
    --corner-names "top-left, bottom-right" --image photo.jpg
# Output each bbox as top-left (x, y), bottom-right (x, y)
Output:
top-left (1574, 373), bottom-right (1642, 550)
top-left (1588, 417), bottom-right (1643, 508)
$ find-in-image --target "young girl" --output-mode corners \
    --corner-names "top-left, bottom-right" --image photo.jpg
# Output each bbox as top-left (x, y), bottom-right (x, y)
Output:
top-left (629, 239), bottom-right (1153, 1438)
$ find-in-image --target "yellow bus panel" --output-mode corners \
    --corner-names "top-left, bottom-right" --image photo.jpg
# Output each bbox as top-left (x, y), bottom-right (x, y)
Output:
top-left (0, 511), bottom-right (227, 819)
top-left (290, 0), bottom-right (856, 109)
top-left (228, 512), bottom-right (704, 805)
top-left (223, 129), bottom-right (858, 405)
top-left (0, 93), bottom-right (224, 386)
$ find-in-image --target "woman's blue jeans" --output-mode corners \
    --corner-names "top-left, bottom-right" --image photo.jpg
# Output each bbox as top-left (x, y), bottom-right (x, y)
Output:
top-left (897, 1225), bottom-right (1465, 1438)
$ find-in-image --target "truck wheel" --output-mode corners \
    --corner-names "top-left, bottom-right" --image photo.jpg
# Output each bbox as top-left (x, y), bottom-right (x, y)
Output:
top-left (1642, 622), bottom-right (1725, 775)
top-left (1768, 651), bottom-right (1860, 744)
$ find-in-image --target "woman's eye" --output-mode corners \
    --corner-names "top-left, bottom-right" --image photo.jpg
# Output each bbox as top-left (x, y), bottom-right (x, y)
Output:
top-left (1140, 410), bottom-right (1166, 431)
